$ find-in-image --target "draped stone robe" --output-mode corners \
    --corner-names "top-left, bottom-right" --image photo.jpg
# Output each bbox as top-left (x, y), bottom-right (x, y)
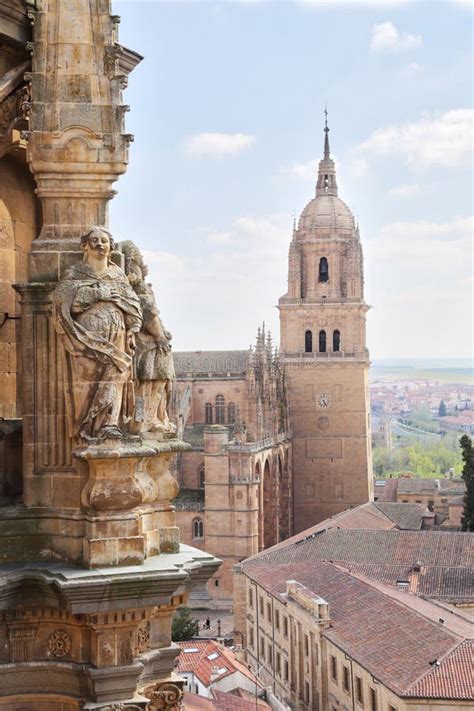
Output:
top-left (53, 262), bottom-right (142, 440)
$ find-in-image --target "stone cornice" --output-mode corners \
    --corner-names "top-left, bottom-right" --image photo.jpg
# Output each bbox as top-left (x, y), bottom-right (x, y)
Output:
top-left (0, 546), bottom-right (221, 614)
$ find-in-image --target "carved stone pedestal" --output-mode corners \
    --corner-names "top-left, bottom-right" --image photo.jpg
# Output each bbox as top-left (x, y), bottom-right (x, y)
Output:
top-left (0, 545), bottom-right (218, 710)
top-left (76, 438), bottom-right (186, 567)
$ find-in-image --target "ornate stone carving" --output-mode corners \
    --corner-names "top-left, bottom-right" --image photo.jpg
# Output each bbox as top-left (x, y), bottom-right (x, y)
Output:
top-left (104, 44), bottom-right (124, 78)
top-left (120, 241), bottom-right (176, 437)
top-left (0, 84), bottom-right (30, 135)
top-left (8, 626), bottom-right (36, 662)
top-left (48, 629), bottom-right (72, 658)
top-left (135, 620), bottom-right (150, 654)
top-left (145, 682), bottom-right (183, 711)
top-left (119, 631), bottom-right (134, 665)
top-left (53, 227), bottom-right (143, 441)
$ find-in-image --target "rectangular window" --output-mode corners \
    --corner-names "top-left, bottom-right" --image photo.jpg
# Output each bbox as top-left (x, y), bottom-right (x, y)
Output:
top-left (304, 681), bottom-right (310, 704)
top-left (283, 616), bottom-right (288, 638)
top-left (267, 602), bottom-right (272, 623)
top-left (330, 655), bottom-right (337, 682)
top-left (259, 597), bottom-right (264, 615)
top-left (249, 627), bottom-right (254, 650)
top-left (314, 644), bottom-right (319, 666)
top-left (343, 665), bottom-right (350, 693)
top-left (276, 652), bottom-right (281, 676)
top-left (304, 634), bottom-right (309, 656)
top-left (260, 637), bottom-right (265, 657)
top-left (267, 643), bottom-right (272, 665)
top-left (248, 588), bottom-right (253, 608)
top-left (284, 660), bottom-right (289, 681)
top-left (275, 609), bottom-right (280, 631)
top-left (370, 688), bottom-right (377, 711)
top-left (355, 676), bottom-right (363, 705)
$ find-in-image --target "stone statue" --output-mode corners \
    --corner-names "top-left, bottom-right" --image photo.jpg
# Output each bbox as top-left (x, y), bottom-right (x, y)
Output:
top-left (120, 241), bottom-right (176, 435)
top-left (53, 227), bottom-right (143, 441)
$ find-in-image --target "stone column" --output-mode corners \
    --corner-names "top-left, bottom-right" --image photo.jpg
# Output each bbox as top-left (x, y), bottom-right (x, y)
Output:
top-left (26, 0), bottom-right (136, 277)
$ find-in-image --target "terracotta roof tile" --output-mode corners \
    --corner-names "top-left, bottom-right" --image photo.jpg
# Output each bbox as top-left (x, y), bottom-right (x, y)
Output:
top-left (176, 640), bottom-right (258, 689)
top-left (246, 529), bottom-right (473, 576)
top-left (245, 561), bottom-right (473, 698)
top-left (405, 641), bottom-right (474, 700)
top-left (374, 502), bottom-right (428, 529)
top-left (213, 689), bottom-right (270, 710)
top-left (373, 478), bottom-right (398, 502)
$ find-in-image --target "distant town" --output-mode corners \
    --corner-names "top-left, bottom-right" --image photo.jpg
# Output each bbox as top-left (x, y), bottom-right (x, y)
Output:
top-left (370, 362), bottom-right (473, 484)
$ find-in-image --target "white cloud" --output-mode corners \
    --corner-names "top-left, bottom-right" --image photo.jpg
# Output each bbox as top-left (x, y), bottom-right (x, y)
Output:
top-left (206, 230), bottom-right (233, 245)
top-left (142, 213), bottom-right (291, 350)
top-left (404, 61), bottom-right (424, 73)
top-left (368, 216), bottom-right (473, 265)
top-left (354, 109), bottom-right (474, 169)
top-left (365, 216), bottom-right (473, 358)
top-left (387, 183), bottom-right (422, 198)
top-left (370, 21), bottom-right (422, 52)
top-left (280, 159), bottom-right (317, 180)
top-left (183, 132), bottom-right (255, 157)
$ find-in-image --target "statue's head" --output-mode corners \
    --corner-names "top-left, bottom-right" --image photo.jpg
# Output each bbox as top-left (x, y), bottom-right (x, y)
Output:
top-left (80, 226), bottom-right (115, 263)
top-left (120, 240), bottom-right (148, 284)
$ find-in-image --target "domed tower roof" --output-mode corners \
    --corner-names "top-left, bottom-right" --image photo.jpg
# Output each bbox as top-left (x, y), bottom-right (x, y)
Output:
top-left (297, 112), bottom-right (357, 237)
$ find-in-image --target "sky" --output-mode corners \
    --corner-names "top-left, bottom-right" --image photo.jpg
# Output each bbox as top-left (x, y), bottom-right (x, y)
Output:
top-left (110, 0), bottom-right (473, 359)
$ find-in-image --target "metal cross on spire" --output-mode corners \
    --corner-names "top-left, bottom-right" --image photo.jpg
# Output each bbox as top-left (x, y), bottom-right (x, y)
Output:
top-left (323, 105), bottom-right (330, 159)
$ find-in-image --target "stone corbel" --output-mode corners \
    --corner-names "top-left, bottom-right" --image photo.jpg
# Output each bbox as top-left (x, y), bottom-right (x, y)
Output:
top-left (143, 681), bottom-right (184, 711)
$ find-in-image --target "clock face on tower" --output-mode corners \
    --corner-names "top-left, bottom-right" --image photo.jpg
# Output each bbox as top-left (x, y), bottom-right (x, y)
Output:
top-left (317, 393), bottom-right (332, 408)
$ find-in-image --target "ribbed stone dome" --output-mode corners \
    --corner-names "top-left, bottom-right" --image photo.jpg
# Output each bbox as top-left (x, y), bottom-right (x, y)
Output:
top-left (298, 194), bottom-right (355, 233)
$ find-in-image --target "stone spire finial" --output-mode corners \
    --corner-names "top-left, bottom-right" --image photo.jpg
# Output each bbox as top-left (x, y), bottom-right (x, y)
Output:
top-left (316, 107), bottom-right (338, 198)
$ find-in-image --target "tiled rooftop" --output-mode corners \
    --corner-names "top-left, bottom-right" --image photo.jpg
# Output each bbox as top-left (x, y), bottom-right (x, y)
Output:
top-left (246, 561), bottom-right (474, 699)
top-left (182, 690), bottom-right (270, 710)
top-left (247, 529), bottom-right (473, 570)
top-left (244, 528), bottom-right (473, 603)
top-left (373, 477), bottom-right (398, 502)
top-left (248, 501), bottom-right (426, 555)
top-left (347, 563), bottom-right (474, 603)
top-left (405, 640), bottom-right (474, 700)
top-left (374, 501), bottom-right (429, 529)
top-left (397, 478), bottom-right (464, 495)
top-left (176, 640), bottom-right (258, 689)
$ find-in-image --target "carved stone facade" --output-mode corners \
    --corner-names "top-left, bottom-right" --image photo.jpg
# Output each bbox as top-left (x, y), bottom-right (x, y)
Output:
top-left (0, 2), bottom-right (219, 709)
top-left (172, 326), bottom-right (292, 603)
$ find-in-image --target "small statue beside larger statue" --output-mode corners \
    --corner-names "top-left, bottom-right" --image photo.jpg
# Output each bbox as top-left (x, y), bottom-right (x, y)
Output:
top-left (120, 239), bottom-right (176, 437)
top-left (52, 227), bottom-right (176, 443)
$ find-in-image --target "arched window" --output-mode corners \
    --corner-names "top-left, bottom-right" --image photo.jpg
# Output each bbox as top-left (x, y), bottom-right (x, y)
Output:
top-left (319, 330), bottom-right (327, 353)
top-left (205, 403), bottom-right (213, 424)
top-left (215, 394), bottom-right (225, 424)
top-left (333, 329), bottom-right (341, 352)
top-left (228, 402), bottom-right (236, 423)
top-left (305, 330), bottom-right (313, 353)
top-left (319, 257), bottom-right (329, 283)
top-left (198, 464), bottom-right (205, 489)
top-left (193, 518), bottom-right (204, 539)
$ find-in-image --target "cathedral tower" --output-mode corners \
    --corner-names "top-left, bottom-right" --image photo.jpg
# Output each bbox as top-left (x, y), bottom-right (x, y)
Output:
top-left (279, 118), bottom-right (373, 532)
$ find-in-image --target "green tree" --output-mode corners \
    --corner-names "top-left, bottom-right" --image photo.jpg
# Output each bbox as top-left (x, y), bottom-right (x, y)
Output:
top-left (438, 400), bottom-right (447, 417)
top-left (172, 606), bottom-right (199, 641)
top-left (460, 435), bottom-right (474, 532)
